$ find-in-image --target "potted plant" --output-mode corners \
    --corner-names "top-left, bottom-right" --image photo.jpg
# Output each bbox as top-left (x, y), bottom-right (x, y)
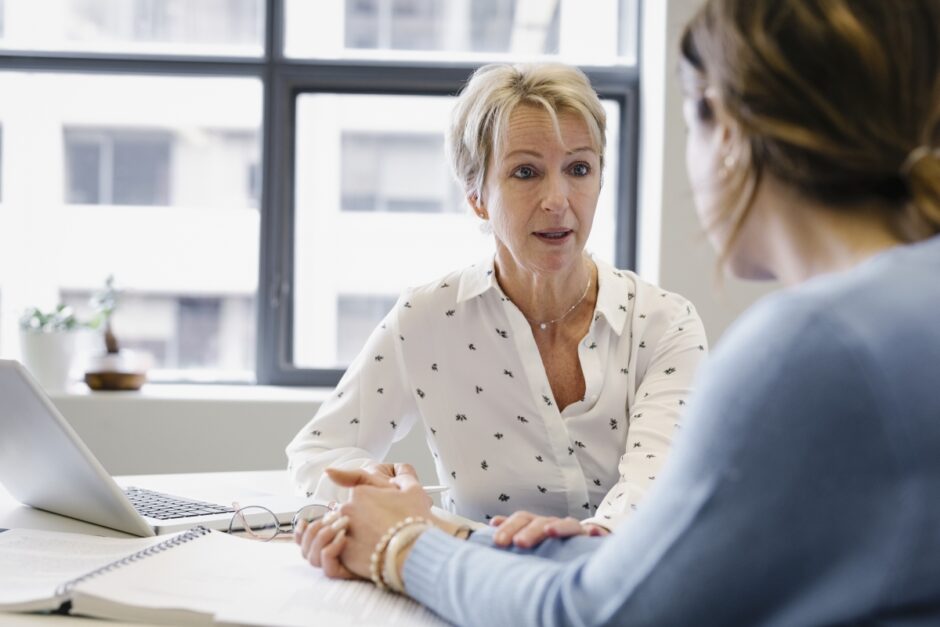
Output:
top-left (18, 304), bottom-right (82, 392)
top-left (84, 275), bottom-right (149, 391)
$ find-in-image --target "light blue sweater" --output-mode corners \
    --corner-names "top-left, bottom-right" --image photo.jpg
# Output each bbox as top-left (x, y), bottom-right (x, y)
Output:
top-left (403, 235), bottom-right (940, 626)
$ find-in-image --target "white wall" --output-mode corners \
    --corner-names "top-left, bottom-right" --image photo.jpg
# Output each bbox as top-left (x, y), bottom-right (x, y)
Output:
top-left (53, 0), bottom-right (781, 480)
top-left (51, 386), bottom-right (437, 482)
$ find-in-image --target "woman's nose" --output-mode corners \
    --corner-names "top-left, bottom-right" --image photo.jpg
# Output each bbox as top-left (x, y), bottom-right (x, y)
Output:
top-left (540, 173), bottom-right (570, 213)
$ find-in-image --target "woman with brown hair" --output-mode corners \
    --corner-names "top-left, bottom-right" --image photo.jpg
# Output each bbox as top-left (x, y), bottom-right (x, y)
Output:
top-left (296, 1), bottom-right (940, 623)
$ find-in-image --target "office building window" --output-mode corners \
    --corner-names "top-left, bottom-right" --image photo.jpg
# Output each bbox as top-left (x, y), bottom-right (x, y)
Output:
top-left (286, 0), bottom-right (637, 65)
top-left (0, 0), bottom-right (263, 56)
top-left (0, 0), bottom-right (639, 385)
top-left (65, 129), bottom-right (172, 206)
top-left (340, 132), bottom-right (461, 214)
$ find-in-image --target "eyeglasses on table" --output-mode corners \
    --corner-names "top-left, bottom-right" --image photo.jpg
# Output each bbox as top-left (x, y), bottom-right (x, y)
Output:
top-left (227, 502), bottom-right (334, 542)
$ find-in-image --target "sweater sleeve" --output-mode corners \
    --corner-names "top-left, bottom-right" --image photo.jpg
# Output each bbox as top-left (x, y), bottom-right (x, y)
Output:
top-left (586, 301), bottom-right (708, 529)
top-left (286, 299), bottom-right (419, 503)
top-left (402, 299), bottom-right (900, 626)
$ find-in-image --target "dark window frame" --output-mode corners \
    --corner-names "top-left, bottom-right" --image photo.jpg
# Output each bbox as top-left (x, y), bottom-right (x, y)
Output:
top-left (0, 0), bottom-right (641, 387)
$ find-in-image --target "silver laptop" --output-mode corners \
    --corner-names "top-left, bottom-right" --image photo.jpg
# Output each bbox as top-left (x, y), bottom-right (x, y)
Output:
top-left (0, 359), bottom-right (308, 537)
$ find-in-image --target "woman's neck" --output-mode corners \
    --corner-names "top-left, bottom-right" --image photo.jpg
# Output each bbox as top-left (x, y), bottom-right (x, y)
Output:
top-left (494, 250), bottom-right (596, 325)
top-left (765, 197), bottom-right (905, 285)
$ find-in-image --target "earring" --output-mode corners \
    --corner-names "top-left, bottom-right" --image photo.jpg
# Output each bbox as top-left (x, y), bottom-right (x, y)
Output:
top-left (717, 153), bottom-right (737, 179)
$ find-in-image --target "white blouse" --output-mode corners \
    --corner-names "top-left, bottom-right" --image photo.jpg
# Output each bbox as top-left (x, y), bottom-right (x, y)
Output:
top-left (286, 256), bottom-right (708, 529)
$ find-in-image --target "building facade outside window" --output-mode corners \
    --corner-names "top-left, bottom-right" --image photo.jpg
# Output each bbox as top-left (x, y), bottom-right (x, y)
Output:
top-left (0, 0), bottom-right (639, 385)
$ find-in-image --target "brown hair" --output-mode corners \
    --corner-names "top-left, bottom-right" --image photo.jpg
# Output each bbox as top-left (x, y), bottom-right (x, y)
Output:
top-left (680, 0), bottom-right (940, 254)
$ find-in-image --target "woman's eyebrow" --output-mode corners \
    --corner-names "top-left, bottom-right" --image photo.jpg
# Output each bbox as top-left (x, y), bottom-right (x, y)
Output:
top-left (503, 146), bottom-right (597, 159)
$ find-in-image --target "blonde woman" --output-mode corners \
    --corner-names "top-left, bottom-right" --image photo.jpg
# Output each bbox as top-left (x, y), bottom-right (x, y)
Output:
top-left (298, 0), bottom-right (940, 624)
top-left (287, 63), bottom-right (707, 541)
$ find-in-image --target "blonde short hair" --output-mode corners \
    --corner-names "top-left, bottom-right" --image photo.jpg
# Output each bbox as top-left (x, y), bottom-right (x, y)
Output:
top-left (447, 63), bottom-right (607, 202)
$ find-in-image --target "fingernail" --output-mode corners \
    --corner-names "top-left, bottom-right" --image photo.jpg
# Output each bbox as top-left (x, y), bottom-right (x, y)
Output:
top-left (331, 515), bottom-right (349, 531)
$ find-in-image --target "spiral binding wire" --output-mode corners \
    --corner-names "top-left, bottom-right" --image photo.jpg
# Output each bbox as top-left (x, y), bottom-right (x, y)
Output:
top-left (54, 526), bottom-right (211, 598)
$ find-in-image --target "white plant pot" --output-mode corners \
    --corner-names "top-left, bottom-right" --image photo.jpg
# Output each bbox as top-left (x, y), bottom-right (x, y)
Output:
top-left (19, 330), bottom-right (78, 393)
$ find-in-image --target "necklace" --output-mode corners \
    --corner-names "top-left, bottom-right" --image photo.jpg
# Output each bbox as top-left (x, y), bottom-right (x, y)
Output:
top-left (527, 276), bottom-right (592, 331)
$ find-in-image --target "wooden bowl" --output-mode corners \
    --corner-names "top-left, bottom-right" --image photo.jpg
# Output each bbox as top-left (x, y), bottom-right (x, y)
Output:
top-left (84, 371), bottom-right (146, 391)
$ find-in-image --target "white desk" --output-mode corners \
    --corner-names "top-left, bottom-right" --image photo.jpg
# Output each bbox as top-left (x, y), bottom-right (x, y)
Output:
top-left (0, 470), bottom-right (296, 626)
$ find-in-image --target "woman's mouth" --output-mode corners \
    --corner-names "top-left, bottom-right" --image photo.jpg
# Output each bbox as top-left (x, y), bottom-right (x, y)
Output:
top-left (534, 229), bottom-right (573, 243)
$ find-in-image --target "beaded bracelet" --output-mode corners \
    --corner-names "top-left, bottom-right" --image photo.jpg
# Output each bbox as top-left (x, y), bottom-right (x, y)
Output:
top-left (369, 516), bottom-right (429, 592)
top-left (382, 521), bottom-right (431, 593)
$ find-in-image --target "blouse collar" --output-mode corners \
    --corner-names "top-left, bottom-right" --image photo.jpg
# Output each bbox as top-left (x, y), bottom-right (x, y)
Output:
top-left (457, 255), bottom-right (632, 336)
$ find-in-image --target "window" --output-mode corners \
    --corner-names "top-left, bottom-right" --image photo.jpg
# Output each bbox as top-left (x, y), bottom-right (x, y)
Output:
top-left (0, 0), bottom-right (640, 386)
top-left (341, 132), bottom-right (461, 214)
top-left (65, 129), bottom-right (172, 205)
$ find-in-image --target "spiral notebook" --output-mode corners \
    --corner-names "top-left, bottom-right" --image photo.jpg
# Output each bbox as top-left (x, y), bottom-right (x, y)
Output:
top-left (0, 526), bottom-right (446, 626)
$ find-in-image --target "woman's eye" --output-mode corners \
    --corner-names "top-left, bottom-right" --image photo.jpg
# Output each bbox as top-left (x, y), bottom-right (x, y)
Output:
top-left (512, 166), bottom-right (536, 179)
top-left (570, 162), bottom-right (590, 176)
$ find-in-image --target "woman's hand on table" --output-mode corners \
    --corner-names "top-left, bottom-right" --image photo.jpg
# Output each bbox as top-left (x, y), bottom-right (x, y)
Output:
top-left (490, 511), bottom-right (610, 549)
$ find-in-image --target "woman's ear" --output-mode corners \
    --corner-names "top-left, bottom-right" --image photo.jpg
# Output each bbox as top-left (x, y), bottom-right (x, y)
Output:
top-left (709, 93), bottom-right (745, 176)
top-left (468, 193), bottom-right (488, 220)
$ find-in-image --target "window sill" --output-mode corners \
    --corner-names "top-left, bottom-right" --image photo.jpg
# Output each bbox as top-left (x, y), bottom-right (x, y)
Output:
top-left (48, 382), bottom-right (333, 404)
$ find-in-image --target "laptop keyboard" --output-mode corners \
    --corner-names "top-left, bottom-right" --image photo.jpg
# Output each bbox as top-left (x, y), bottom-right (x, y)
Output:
top-left (124, 486), bottom-right (235, 520)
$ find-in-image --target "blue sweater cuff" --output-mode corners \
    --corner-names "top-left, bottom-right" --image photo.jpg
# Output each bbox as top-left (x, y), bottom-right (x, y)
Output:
top-left (402, 527), bottom-right (463, 605)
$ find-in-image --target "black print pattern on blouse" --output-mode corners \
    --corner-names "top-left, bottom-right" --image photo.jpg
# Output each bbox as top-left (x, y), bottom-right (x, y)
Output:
top-left (535, 455), bottom-right (544, 462)
top-left (537, 485), bottom-right (547, 493)
top-left (390, 420), bottom-right (397, 429)
top-left (468, 343), bottom-right (477, 350)
top-left (504, 369), bottom-right (514, 378)
top-left (446, 309), bottom-right (455, 317)
top-left (374, 355), bottom-right (384, 361)
top-left (664, 367), bottom-right (676, 375)
top-left (481, 460), bottom-right (488, 470)
top-left (311, 430), bottom-right (321, 436)
top-left (517, 415), bottom-right (528, 424)
top-left (456, 414), bottom-right (468, 422)
top-left (610, 418), bottom-right (618, 430)
top-left (475, 386), bottom-right (483, 394)
top-left (350, 418), bottom-right (359, 425)
top-left (431, 363), bottom-right (438, 371)
top-left (416, 388), bottom-right (425, 398)
top-left (496, 328), bottom-right (508, 338)
top-left (494, 432), bottom-right (504, 440)
top-left (498, 493), bottom-right (510, 502)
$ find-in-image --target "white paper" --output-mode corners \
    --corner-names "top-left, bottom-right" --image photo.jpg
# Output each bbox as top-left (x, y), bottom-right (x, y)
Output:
top-left (216, 543), bottom-right (446, 627)
top-left (0, 528), bottom-right (163, 610)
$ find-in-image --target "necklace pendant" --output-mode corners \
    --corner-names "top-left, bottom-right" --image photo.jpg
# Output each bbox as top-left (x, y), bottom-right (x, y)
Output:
top-left (539, 323), bottom-right (547, 330)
